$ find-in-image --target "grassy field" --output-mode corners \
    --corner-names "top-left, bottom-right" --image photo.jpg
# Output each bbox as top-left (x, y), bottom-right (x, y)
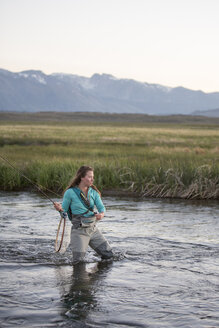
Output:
top-left (0, 112), bottom-right (219, 199)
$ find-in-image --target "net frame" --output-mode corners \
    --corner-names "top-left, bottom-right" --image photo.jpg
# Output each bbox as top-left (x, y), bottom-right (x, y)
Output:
top-left (55, 215), bottom-right (66, 252)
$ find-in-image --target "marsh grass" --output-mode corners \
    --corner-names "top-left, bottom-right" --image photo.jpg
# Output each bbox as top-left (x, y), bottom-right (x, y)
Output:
top-left (0, 121), bottom-right (218, 199)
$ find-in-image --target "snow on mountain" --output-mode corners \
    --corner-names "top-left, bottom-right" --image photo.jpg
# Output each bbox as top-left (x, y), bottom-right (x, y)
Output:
top-left (0, 68), bottom-right (219, 115)
top-left (18, 71), bottom-right (47, 84)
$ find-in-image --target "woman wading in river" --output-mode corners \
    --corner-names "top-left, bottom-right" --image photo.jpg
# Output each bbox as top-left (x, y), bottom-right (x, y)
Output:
top-left (54, 166), bottom-right (113, 264)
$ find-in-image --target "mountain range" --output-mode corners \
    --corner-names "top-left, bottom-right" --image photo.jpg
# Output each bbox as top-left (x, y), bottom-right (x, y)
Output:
top-left (0, 68), bottom-right (219, 116)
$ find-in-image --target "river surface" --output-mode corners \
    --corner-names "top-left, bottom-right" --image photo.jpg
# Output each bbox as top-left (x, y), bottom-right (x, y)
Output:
top-left (0, 191), bottom-right (218, 328)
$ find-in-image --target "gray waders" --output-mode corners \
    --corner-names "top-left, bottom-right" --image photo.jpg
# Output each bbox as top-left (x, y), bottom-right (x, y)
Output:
top-left (70, 217), bottom-right (113, 264)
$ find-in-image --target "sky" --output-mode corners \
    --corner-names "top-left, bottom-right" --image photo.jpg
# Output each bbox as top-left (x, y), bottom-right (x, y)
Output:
top-left (0, 0), bottom-right (219, 92)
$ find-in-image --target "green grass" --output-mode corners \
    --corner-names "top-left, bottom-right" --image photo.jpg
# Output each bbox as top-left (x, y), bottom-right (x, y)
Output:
top-left (0, 118), bottom-right (218, 199)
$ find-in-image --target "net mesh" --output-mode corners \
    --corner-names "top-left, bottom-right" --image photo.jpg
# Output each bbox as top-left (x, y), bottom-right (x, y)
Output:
top-left (55, 213), bottom-right (71, 254)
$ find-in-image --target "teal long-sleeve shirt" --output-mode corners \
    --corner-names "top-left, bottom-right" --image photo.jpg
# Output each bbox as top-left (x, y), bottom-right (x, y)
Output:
top-left (62, 187), bottom-right (105, 218)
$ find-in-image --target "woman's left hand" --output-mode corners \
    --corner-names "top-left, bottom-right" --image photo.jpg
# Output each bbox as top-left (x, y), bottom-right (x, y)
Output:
top-left (95, 212), bottom-right (104, 220)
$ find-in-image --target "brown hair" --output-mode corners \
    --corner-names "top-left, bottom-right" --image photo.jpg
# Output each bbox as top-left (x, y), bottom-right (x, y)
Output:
top-left (64, 165), bottom-right (101, 196)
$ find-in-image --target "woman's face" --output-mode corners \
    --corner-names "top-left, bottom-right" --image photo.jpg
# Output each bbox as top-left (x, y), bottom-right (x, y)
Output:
top-left (81, 170), bottom-right (94, 187)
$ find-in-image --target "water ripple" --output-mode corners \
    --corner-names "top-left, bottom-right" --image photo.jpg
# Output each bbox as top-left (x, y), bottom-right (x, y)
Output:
top-left (0, 192), bottom-right (219, 327)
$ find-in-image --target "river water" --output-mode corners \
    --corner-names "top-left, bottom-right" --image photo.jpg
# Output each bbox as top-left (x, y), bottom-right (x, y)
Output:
top-left (0, 191), bottom-right (218, 328)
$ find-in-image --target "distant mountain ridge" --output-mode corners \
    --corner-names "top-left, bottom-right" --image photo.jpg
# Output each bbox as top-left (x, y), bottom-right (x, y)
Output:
top-left (0, 68), bottom-right (219, 115)
top-left (192, 108), bottom-right (219, 117)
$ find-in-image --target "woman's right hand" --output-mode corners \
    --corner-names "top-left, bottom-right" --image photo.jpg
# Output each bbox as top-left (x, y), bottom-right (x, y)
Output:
top-left (54, 202), bottom-right (63, 212)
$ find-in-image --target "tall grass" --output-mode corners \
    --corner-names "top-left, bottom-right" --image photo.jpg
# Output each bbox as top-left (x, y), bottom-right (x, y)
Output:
top-left (0, 121), bottom-right (218, 199)
top-left (0, 159), bottom-right (218, 199)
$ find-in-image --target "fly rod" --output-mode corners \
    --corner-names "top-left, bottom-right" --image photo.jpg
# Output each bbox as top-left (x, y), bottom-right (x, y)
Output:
top-left (0, 154), bottom-right (68, 253)
top-left (0, 154), bottom-right (59, 204)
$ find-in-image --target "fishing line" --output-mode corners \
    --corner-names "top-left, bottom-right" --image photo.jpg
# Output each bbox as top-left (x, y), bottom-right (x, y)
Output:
top-left (0, 154), bottom-right (60, 204)
top-left (0, 154), bottom-right (68, 252)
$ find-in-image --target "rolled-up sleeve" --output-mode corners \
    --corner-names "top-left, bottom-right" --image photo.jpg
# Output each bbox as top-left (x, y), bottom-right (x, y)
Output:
top-left (95, 192), bottom-right (105, 213)
top-left (62, 189), bottom-right (72, 213)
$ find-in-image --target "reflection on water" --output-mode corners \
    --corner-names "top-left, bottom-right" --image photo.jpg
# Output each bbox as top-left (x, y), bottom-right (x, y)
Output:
top-left (0, 191), bottom-right (219, 327)
top-left (56, 261), bottom-right (113, 323)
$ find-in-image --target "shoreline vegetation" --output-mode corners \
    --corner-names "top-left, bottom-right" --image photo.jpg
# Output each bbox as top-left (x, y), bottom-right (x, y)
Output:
top-left (0, 112), bottom-right (219, 200)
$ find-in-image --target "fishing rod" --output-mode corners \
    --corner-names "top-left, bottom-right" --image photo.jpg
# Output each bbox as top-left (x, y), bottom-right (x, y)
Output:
top-left (0, 154), bottom-right (68, 253)
top-left (0, 154), bottom-right (60, 205)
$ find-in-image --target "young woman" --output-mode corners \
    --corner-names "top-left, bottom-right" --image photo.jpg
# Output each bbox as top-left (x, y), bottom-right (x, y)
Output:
top-left (54, 166), bottom-right (113, 264)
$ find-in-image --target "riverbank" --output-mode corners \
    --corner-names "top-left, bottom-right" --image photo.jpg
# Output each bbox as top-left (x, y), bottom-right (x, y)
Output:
top-left (1, 159), bottom-right (218, 199)
top-left (0, 114), bottom-right (218, 199)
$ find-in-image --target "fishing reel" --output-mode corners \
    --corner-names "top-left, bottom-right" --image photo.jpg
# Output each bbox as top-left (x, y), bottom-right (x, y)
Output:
top-left (59, 211), bottom-right (68, 219)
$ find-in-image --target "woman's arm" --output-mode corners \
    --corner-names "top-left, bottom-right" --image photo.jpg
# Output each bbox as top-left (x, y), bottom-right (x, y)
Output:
top-left (54, 189), bottom-right (71, 213)
top-left (94, 191), bottom-right (105, 220)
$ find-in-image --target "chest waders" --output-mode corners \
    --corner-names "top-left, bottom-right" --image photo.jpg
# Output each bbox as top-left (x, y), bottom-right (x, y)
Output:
top-left (69, 188), bottom-right (113, 264)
